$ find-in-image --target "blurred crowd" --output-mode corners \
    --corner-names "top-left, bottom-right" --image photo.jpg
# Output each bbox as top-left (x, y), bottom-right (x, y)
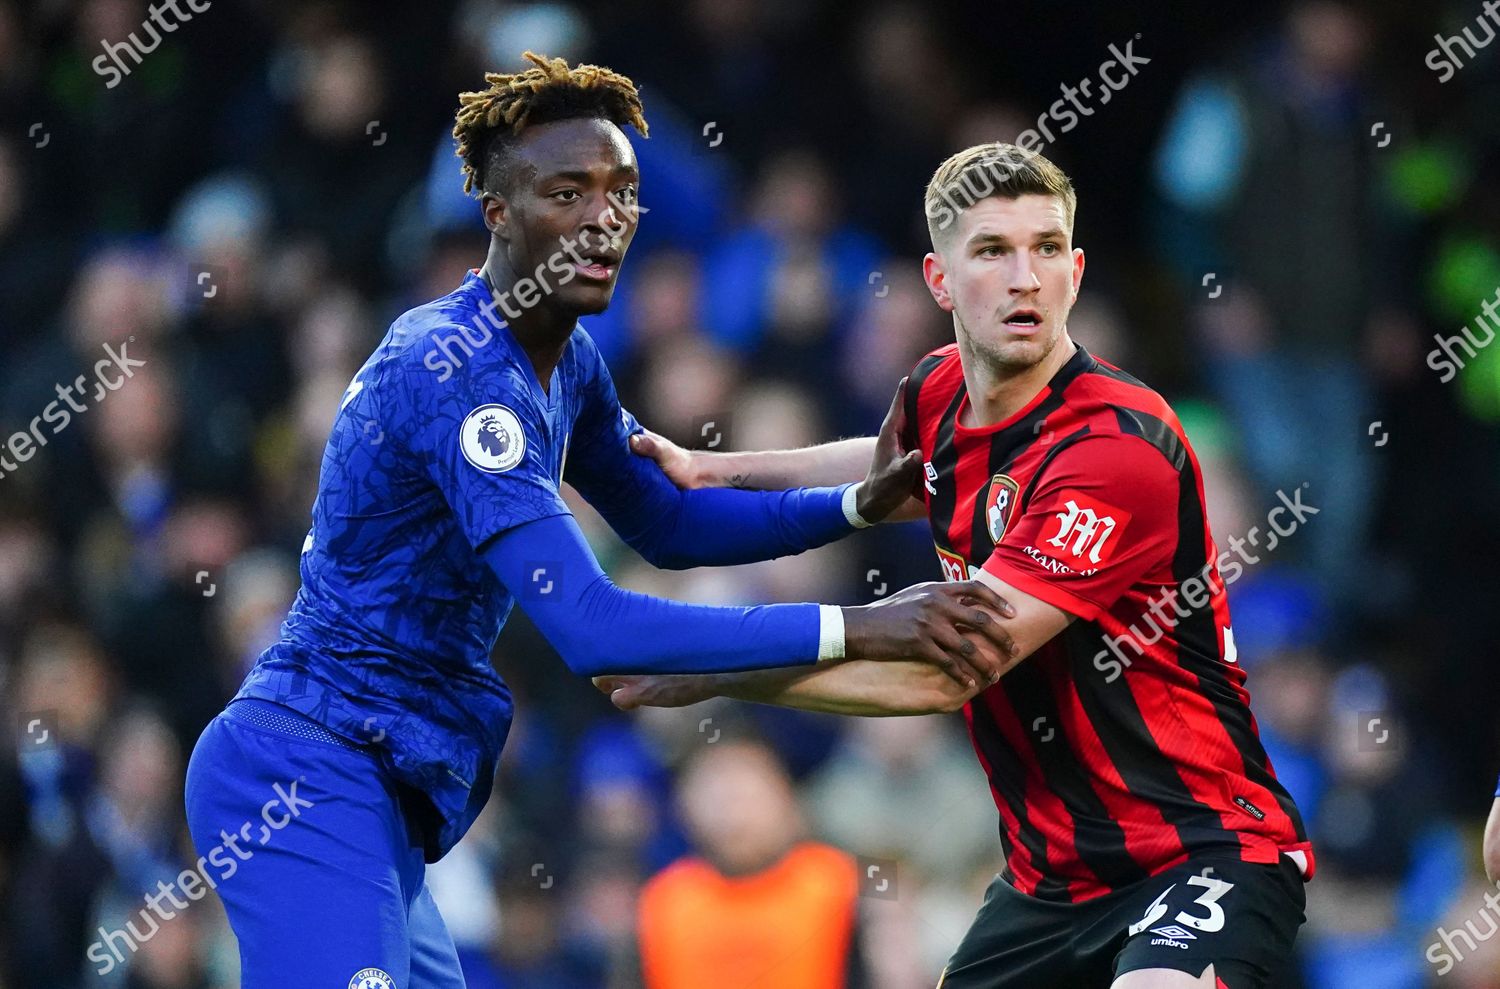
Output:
top-left (1, 0), bottom-right (1499, 987)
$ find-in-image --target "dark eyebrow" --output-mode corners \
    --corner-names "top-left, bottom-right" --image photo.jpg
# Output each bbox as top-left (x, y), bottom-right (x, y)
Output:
top-left (541, 164), bottom-right (640, 184)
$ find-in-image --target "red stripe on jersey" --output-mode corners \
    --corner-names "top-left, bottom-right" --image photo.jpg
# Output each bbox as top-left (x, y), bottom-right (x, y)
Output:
top-left (1039, 643), bottom-right (1179, 877)
top-left (948, 431), bottom-right (993, 562)
top-left (961, 698), bottom-right (1047, 893)
top-left (1092, 605), bottom-right (1252, 861)
top-left (974, 679), bottom-right (1107, 901)
top-left (914, 346), bottom-right (961, 457)
top-left (1080, 363), bottom-right (1313, 868)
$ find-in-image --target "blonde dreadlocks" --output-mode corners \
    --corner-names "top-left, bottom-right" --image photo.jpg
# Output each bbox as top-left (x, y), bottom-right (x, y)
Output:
top-left (453, 51), bottom-right (649, 196)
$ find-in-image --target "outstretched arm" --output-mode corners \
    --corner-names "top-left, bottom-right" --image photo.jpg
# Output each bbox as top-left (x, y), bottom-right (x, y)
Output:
top-left (637, 434), bottom-right (878, 492)
top-left (484, 512), bottom-right (1018, 685)
top-left (596, 568), bottom-right (1071, 716)
top-left (570, 382), bottom-right (922, 567)
top-left (597, 660), bottom-right (978, 717)
top-left (628, 381), bottom-right (928, 523)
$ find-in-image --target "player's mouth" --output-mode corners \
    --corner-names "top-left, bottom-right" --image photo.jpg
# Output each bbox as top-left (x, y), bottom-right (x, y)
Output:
top-left (1001, 308), bottom-right (1045, 335)
top-left (572, 250), bottom-right (619, 283)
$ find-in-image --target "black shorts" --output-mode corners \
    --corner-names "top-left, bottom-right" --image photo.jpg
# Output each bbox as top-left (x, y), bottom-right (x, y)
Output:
top-left (937, 856), bottom-right (1307, 989)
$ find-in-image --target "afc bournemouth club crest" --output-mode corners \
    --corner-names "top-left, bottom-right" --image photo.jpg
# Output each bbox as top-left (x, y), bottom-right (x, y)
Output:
top-left (984, 474), bottom-right (1020, 544)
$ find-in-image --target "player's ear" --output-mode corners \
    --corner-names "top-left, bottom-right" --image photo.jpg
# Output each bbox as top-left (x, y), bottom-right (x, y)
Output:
top-left (480, 190), bottom-right (511, 240)
top-left (923, 252), bottom-right (954, 313)
top-left (1070, 246), bottom-right (1085, 303)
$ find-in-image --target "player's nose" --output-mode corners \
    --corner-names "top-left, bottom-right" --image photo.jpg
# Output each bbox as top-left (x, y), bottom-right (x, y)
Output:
top-left (574, 192), bottom-right (624, 256)
top-left (1006, 257), bottom-right (1043, 294)
top-left (582, 187), bottom-right (628, 230)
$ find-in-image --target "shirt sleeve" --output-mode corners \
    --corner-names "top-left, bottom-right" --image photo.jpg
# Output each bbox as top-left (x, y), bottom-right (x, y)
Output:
top-left (981, 433), bottom-right (1180, 621)
top-left (560, 347), bottom-right (677, 544)
top-left (397, 339), bottom-right (569, 551)
top-left (481, 514), bottom-right (827, 677)
top-left (562, 350), bottom-right (858, 567)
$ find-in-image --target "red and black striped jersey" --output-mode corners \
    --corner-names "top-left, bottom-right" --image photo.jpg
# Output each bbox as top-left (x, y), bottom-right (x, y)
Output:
top-left (904, 341), bottom-right (1313, 903)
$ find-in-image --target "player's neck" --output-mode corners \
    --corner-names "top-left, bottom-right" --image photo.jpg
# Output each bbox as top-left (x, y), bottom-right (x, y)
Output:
top-left (960, 333), bottom-right (1077, 428)
top-left (480, 257), bottom-right (572, 394)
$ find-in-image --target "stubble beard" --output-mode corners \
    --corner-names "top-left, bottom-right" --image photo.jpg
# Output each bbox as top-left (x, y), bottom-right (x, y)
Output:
top-left (955, 308), bottom-right (1062, 375)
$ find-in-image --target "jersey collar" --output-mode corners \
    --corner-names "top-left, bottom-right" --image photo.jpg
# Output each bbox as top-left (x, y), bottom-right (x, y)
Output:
top-left (955, 341), bottom-right (1097, 435)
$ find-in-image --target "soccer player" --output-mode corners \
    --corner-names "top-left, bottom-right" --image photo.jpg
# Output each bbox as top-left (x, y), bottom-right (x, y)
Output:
top-left (181, 54), bottom-right (1016, 989)
top-left (603, 144), bottom-right (1314, 989)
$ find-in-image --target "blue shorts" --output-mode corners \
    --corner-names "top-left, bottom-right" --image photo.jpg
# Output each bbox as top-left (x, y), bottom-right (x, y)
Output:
top-left (184, 698), bottom-right (465, 989)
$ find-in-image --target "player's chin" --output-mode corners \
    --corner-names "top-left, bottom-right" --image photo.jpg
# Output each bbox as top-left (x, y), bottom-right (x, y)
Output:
top-left (980, 331), bottom-right (1046, 367)
top-left (557, 280), bottom-right (617, 316)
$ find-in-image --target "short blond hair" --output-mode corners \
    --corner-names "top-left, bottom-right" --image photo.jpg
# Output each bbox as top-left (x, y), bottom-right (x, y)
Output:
top-left (924, 143), bottom-right (1076, 246)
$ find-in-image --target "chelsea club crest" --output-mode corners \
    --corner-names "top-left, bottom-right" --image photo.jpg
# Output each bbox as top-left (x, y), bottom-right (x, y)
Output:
top-left (349, 968), bottom-right (395, 989)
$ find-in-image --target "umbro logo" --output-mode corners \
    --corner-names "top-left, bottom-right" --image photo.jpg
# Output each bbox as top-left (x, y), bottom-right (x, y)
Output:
top-left (1150, 925), bottom-right (1197, 941)
top-left (1148, 923), bottom-right (1195, 950)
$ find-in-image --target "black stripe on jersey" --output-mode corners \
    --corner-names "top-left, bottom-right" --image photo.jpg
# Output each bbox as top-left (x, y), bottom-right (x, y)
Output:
top-left (1046, 401), bottom-right (1246, 871)
top-left (1012, 428), bottom-right (1093, 520)
top-left (1129, 407), bottom-right (1310, 840)
top-left (969, 696), bottom-right (1074, 901)
top-left (962, 367), bottom-right (1133, 892)
top-left (1054, 343), bottom-right (1100, 392)
top-left (926, 382), bottom-right (968, 551)
top-left (904, 352), bottom-right (947, 454)
top-left (993, 344), bottom-right (1138, 523)
top-left (1085, 357), bottom-right (1150, 390)
top-left (1110, 405), bottom-right (1188, 472)
top-left (931, 342), bottom-right (1095, 554)
top-left (1068, 620), bottom-right (1234, 866)
top-left (1171, 462), bottom-right (1305, 838)
top-left (1113, 406), bottom-right (1215, 664)
top-left (965, 391), bottom-right (1079, 563)
top-left (1001, 658), bottom-right (1148, 891)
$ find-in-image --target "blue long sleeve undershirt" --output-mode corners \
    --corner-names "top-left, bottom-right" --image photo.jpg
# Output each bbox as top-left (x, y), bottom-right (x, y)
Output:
top-left (568, 438), bottom-right (860, 569)
top-left (483, 513), bottom-right (825, 677)
top-left (480, 482), bottom-right (859, 678)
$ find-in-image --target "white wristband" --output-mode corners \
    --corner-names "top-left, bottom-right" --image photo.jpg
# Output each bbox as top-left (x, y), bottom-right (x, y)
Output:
top-left (842, 483), bottom-right (873, 529)
top-left (817, 604), bottom-right (846, 662)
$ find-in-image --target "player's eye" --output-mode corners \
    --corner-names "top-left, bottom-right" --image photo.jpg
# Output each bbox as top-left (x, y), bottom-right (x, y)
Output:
top-left (978, 245), bottom-right (1003, 258)
top-left (614, 185), bottom-right (638, 204)
top-left (1038, 243), bottom-right (1060, 256)
top-left (551, 189), bottom-right (582, 203)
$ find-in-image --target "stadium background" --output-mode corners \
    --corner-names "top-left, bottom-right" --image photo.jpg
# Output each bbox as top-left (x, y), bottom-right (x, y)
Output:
top-left (2, 0), bottom-right (1499, 985)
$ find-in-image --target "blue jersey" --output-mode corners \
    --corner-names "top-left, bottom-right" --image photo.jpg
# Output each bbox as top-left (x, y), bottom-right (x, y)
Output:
top-left (236, 270), bottom-right (641, 859)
